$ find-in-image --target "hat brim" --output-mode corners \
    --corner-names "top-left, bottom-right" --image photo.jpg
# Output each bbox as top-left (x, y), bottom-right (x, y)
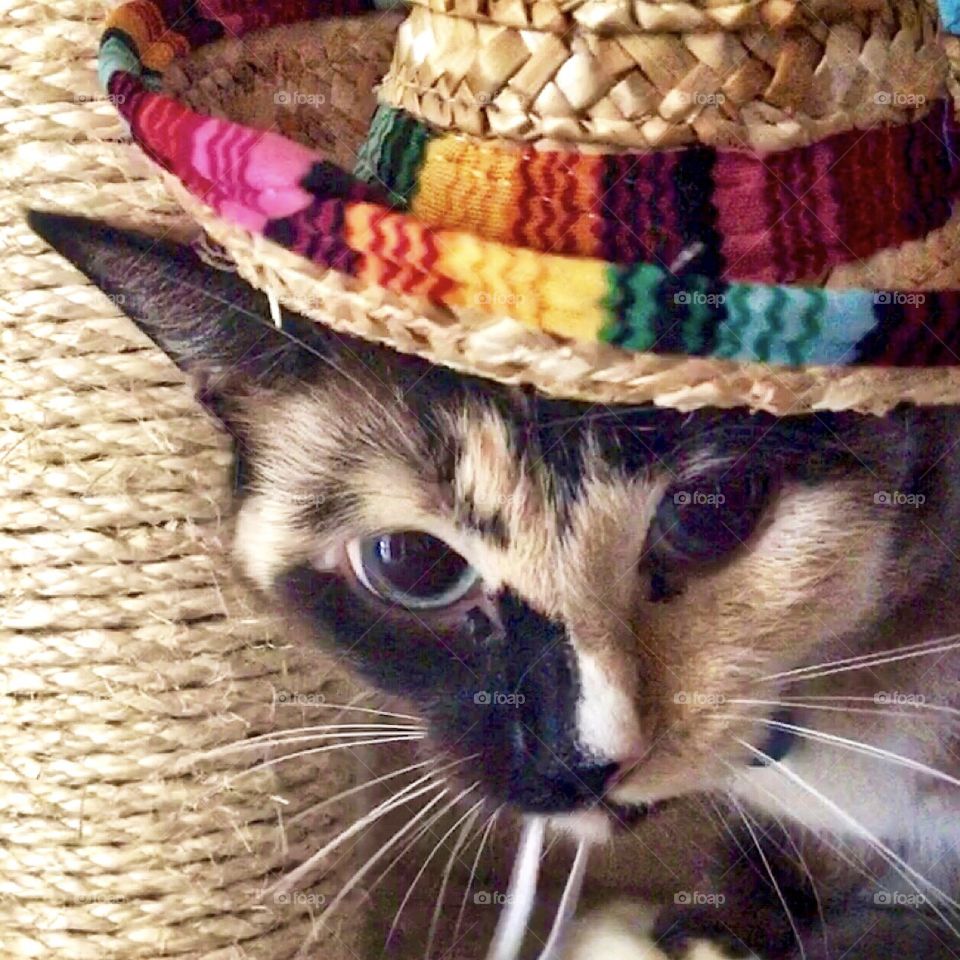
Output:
top-left (149, 10), bottom-right (960, 416)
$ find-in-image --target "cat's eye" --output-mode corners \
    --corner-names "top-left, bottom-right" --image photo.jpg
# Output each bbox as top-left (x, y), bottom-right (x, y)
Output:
top-left (649, 466), bottom-right (770, 564)
top-left (346, 532), bottom-right (479, 610)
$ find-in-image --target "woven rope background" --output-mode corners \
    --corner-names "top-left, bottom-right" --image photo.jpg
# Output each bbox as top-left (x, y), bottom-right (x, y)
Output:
top-left (0, 2), bottom-right (408, 956)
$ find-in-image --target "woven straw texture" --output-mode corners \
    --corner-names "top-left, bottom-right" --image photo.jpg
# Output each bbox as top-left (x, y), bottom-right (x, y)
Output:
top-left (379, 0), bottom-right (944, 150)
top-left (0, 3), bottom-right (449, 957)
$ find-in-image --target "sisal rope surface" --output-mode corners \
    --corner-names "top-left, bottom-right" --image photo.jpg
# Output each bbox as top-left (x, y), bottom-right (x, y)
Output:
top-left (0, 2), bottom-right (397, 956)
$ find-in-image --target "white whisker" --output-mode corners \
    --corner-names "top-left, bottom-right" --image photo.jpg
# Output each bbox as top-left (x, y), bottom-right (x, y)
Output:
top-left (242, 733), bottom-right (426, 775)
top-left (311, 788), bottom-right (455, 932)
top-left (424, 801), bottom-right (485, 960)
top-left (196, 723), bottom-right (426, 759)
top-left (453, 808), bottom-right (501, 947)
top-left (384, 784), bottom-right (481, 948)
top-left (759, 635), bottom-right (960, 684)
top-left (721, 764), bottom-right (881, 893)
top-left (725, 788), bottom-right (806, 960)
top-left (735, 738), bottom-right (960, 933)
top-left (535, 838), bottom-right (591, 960)
top-left (718, 713), bottom-right (960, 792)
top-left (486, 816), bottom-right (545, 960)
top-left (772, 695), bottom-right (960, 719)
top-left (726, 698), bottom-right (942, 722)
top-left (267, 765), bottom-right (449, 896)
top-left (287, 756), bottom-right (436, 827)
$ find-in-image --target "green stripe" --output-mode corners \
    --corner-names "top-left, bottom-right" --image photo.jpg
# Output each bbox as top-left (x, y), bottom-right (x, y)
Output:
top-left (620, 264), bottom-right (663, 351)
top-left (752, 286), bottom-right (785, 362)
top-left (392, 119), bottom-right (431, 206)
top-left (353, 104), bottom-right (395, 186)
top-left (598, 265), bottom-right (628, 342)
top-left (787, 288), bottom-right (825, 364)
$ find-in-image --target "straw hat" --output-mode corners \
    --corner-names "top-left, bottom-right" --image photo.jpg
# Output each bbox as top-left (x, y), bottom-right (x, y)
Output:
top-left (96, 0), bottom-right (960, 415)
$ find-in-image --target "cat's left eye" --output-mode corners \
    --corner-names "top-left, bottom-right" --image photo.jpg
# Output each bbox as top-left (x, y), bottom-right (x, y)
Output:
top-left (346, 532), bottom-right (479, 610)
top-left (648, 464), bottom-right (770, 564)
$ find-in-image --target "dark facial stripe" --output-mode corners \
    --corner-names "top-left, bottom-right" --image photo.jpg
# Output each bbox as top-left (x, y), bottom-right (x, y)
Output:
top-left (276, 567), bottom-right (611, 811)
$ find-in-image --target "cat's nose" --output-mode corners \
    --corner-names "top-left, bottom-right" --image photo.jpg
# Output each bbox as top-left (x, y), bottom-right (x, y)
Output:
top-left (511, 755), bottom-right (621, 813)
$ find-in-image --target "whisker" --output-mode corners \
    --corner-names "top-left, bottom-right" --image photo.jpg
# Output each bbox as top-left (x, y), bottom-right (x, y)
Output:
top-left (759, 635), bottom-right (960, 684)
top-left (383, 784), bottom-right (481, 947)
top-left (717, 713), bottom-right (960, 792)
top-left (424, 801), bottom-right (484, 960)
top-left (453, 808), bottom-right (501, 948)
top-left (285, 700), bottom-right (423, 722)
top-left (722, 763), bottom-right (882, 896)
top-left (535, 838), bottom-right (591, 960)
top-left (242, 733), bottom-right (426, 776)
top-left (196, 723), bottom-right (426, 760)
top-left (726, 698), bottom-right (943, 722)
top-left (267, 767), bottom-right (448, 896)
top-left (725, 785), bottom-right (806, 960)
top-left (735, 738), bottom-right (960, 932)
top-left (311, 789), bottom-right (455, 933)
top-left (486, 816), bottom-right (545, 960)
top-left (287, 756), bottom-right (436, 827)
top-left (772, 695), bottom-right (960, 719)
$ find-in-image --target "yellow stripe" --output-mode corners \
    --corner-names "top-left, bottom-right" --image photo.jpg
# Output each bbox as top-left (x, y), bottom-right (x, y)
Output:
top-left (410, 138), bottom-right (523, 244)
top-left (440, 232), bottom-right (606, 341)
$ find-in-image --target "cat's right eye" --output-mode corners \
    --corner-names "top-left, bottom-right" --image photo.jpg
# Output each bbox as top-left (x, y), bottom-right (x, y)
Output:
top-left (346, 531), bottom-right (480, 610)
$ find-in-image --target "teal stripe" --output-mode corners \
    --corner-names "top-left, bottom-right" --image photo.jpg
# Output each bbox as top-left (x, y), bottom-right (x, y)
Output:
top-left (716, 285), bottom-right (752, 358)
top-left (99, 35), bottom-right (140, 89)
top-left (752, 286), bottom-right (786, 362)
top-left (786, 288), bottom-right (824, 364)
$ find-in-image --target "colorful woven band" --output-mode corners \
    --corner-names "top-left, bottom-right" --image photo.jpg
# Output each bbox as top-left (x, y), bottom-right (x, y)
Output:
top-left (100, 0), bottom-right (960, 368)
top-left (355, 102), bottom-right (960, 285)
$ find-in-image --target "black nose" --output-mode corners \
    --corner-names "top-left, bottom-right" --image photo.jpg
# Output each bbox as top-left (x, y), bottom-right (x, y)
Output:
top-left (508, 747), bottom-right (619, 813)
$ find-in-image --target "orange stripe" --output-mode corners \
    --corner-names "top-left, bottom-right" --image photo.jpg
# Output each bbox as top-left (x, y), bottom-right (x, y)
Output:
top-left (107, 0), bottom-right (168, 48)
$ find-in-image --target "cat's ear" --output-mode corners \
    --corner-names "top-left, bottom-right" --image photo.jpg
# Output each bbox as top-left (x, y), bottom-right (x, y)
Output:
top-left (26, 210), bottom-right (323, 427)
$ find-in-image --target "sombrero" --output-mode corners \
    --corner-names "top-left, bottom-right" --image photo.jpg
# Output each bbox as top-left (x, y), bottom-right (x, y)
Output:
top-left (97, 0), bottom-right (960, 414)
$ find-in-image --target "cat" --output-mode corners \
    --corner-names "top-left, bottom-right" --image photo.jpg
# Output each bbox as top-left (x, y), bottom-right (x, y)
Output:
top-left (27, 210), bottom-right (960, 960)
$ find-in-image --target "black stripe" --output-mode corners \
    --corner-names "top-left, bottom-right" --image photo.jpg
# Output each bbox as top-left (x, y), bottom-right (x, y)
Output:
top-left (672, 146), bottom-right (725, 279)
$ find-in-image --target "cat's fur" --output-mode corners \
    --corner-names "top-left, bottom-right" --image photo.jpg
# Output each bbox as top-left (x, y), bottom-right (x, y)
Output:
top-left (28, 210), bottom-right (960, 959)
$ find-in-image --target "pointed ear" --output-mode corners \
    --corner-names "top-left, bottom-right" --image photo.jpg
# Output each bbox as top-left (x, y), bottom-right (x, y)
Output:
top-left (26, 210), bottom-right (324, 426)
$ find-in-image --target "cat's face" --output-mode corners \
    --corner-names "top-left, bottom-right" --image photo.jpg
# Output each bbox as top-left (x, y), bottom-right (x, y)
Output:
top-left (31, 213), bottom-right (960, 841)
